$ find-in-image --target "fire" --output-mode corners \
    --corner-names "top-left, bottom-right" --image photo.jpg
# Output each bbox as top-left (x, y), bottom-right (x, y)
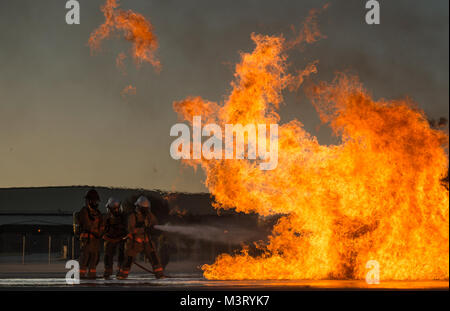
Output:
top-left (88, 0), bottom-right (160, 70)
top-left (121, 84), bottom-right (136, 98)
top-left (286, 3), bottom-right (328, 49)
top-left (116, 52), bottom-right (127, 75)
top-left (173, 8), bottom-right (449, 280)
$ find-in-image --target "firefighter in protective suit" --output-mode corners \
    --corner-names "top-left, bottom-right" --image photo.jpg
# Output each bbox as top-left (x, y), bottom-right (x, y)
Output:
top-left (117, 196), bottom-right (165, 279)
top-left (78, 189), bottom-right (104, 279)
top-left (102, 197), bottom-right (127, 279)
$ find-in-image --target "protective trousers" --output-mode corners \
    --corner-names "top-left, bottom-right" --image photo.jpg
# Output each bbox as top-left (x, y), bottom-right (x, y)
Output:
top-left (103, 240), bottom-right (125, 277)
top-left (118, 239), bottom-right (163, 278)
top-left (79, 237), bottom-right (100, 278)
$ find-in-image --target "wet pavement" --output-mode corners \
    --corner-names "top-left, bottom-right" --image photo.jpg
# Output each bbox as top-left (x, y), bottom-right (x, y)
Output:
top-left (0, 273), bottom-right (448, 290)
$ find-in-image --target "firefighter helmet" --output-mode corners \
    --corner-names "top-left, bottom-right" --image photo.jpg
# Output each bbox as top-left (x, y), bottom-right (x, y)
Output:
top-left (134, 195), bottom-right (151, 209)
top-left (85, 189), bottom-right (100, 201)
top-left (105, 197), bottom-right (120, 210)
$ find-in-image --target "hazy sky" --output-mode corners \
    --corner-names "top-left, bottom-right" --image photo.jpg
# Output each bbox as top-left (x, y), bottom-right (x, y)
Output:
top-left (0, 0), bottom-right (448, 192)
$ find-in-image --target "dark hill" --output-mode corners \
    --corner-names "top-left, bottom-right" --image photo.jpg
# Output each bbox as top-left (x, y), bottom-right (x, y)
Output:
top-left (0, 186), bottom-right (216, 218)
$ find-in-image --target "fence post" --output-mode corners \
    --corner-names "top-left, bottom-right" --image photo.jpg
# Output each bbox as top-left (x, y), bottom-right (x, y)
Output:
top-left (22, 235), bottom-right (25, 265)
top-left (71, 236), bottom-right (75, 259)
top-left (48, 235), bottom-right (51, 264)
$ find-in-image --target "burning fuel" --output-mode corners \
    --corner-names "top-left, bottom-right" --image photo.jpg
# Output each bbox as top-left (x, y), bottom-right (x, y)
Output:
top-left (173, 7), bottom-right (449, 280)
top-left (88, 0), bottom-right (160, 71)
top-left (121, 85), bottom-right (137, 99)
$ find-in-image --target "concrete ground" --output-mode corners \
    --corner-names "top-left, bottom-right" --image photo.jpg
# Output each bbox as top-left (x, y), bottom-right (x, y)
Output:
top-left (0, 260), bottom-right (448, 290)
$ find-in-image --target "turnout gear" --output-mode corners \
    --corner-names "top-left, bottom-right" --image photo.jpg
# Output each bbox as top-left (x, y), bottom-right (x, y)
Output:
top-left (103, 239), bottom-right (125, 279)
top-left (117, 207), bottom-right (165, 279)
top-left (103, 197), bottom-right (127, 279)
top-left (78, 191), bottom-right (103, 279)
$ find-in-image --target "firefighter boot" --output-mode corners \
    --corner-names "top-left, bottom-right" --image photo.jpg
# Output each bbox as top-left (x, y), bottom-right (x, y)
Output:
top-left (154, 266), bottom-right (166, 279)
top-left (80, 268), bottom-right (88, 280)
top-left (116, 268), bottom-right (129, 280)
top-left (88, 268), bottom-right (97, 280)
top-left (103, 267), bottom-right (113, 280)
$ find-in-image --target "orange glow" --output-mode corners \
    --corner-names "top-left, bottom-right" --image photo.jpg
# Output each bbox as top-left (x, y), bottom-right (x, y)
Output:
top-left (121, 85), bottom-right (136, 98)
top-left (88, 0), bottom-right (160, 70)
top-left (173, 9), bottom-right (449, 280)
top-left (116, 52), bottom-right (127, 75)
top-left (286, 4), bottom-right (329, 49)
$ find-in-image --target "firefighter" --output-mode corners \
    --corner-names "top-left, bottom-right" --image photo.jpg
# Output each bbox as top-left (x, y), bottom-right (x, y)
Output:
top-left (102, 197), bottom-right (127, 279)
top-left (117, 195), bottom-right (165, 279)
top-left (78, 189), bottom-right (103, 279)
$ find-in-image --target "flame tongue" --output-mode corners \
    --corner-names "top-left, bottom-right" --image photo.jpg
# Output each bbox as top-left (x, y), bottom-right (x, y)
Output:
top-left (89, 0), bottom-right (160, 70)
top-left (173, 10), bottom-right (449, 280)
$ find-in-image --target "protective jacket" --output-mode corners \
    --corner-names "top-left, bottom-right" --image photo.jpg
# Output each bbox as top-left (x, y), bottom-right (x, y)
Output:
top-left (79, 206), bottom-right (103, 239)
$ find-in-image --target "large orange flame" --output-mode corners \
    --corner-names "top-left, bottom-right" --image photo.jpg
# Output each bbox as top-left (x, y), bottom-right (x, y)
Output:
top-left (173, 9), bottom-right (449, 280)
top-left (89, 0), bottom-right (160, 70)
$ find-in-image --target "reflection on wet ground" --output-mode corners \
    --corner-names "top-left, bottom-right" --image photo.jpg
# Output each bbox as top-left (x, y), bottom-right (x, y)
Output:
top-left (0, 273), bottom-right (448, 290)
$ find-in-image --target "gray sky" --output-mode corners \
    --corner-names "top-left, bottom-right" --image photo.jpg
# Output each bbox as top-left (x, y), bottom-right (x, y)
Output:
top-left (0, 0), bottom-right (448, 192)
